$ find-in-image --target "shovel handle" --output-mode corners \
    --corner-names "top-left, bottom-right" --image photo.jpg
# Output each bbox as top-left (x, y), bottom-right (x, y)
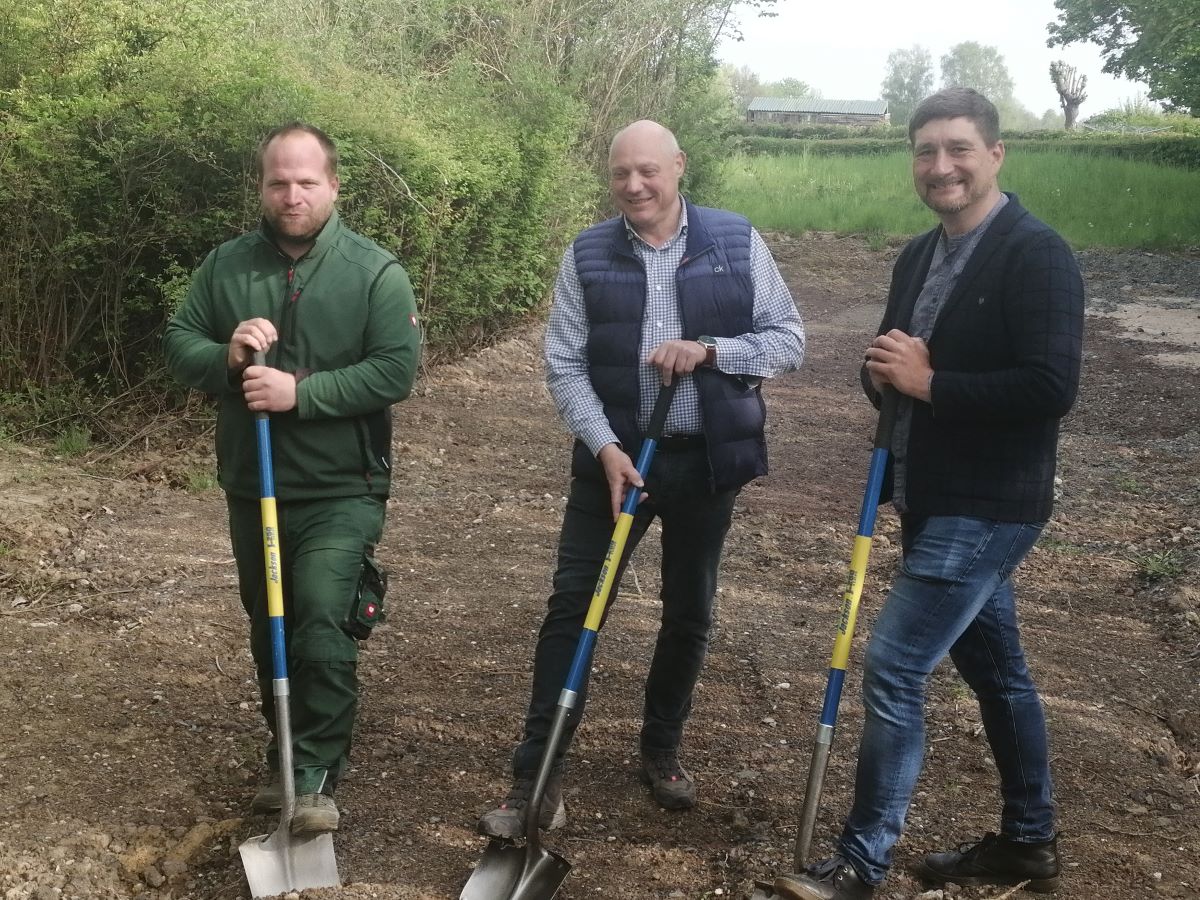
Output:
top-left (619, 380), bottom-right (678, 516)
top-left (522, 382), bottom-right (678, 853)
top-left (873, 385), bottom-right (898, 451)
top-left (251, 351), bottom-right (297, 827)
top-left (794, 387), bottom-right (898, 869)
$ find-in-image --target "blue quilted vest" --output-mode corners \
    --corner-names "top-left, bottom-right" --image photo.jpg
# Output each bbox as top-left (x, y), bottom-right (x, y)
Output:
top-left (570, 200), bottom-right (767, 493)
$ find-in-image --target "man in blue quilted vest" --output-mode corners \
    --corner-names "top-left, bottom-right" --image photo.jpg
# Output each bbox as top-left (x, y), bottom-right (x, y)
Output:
top-left (478, 119), bottom-right (805, 839)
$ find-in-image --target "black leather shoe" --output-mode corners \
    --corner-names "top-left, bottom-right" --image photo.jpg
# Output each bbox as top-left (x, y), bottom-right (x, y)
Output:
top-left (774, 856), bottom-right (875, 900)
top-left (916, 832), bottom-right (1061, 893)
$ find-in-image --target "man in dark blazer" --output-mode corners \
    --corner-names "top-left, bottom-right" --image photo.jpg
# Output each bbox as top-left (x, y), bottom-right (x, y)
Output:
top-left (774, 88), bottom-right (1084, 900)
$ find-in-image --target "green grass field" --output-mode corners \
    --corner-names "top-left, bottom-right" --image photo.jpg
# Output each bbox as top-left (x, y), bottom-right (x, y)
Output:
top-left (713, 150), bottom-right (1200, 249)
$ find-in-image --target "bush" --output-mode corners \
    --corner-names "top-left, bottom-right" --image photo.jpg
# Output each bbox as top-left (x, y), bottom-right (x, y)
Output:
top-left (736, 136), bottom-right (908, 156)
top-left (1007, 135), bottom-right (1200, 169)
top-left (731, 121), bottom-right (906, 140)
top-left (0, 0), bottom-right (592, 408)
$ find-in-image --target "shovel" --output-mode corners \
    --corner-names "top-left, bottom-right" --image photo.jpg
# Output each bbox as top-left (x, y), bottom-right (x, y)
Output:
top-left (239, 352), bottom-right (340, 897)
top-left (750, 388), bottom-right (897, 900)
top-left (461, 381), bottom-right (678, 900)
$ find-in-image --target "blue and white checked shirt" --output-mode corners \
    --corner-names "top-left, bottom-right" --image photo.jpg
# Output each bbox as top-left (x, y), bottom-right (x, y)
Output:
top-left (545, 201), bottom-right (805, 456)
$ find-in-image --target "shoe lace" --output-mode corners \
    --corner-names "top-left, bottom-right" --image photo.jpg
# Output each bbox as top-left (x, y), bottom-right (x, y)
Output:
top-left (956, 831), bottom-right (1000, 858)
top-left (498, 777), bottom-right (535, 810)
top-left (499, 772), bottom-right (562, 810)
top-left (643, 751), bottom-right (685, 781)
top-left (804, 855), bottom-right (850, 883)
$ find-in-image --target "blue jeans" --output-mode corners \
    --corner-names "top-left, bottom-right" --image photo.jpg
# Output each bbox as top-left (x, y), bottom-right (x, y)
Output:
top-left (839, 514), bottom-right (1055, 885)
top-left (512, 444), bottom-right (737, 773)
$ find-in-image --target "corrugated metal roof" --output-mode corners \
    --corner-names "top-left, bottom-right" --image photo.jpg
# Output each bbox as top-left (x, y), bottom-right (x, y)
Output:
top-left (748, 97), bottom-right (889, 115)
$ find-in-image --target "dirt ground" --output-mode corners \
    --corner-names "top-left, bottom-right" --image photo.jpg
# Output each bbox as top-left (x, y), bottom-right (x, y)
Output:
top-left (0, 233), bottom-right (1197, 900)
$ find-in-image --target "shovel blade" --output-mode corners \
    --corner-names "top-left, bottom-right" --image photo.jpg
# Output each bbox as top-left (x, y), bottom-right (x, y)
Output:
top-left (239, 827), bottom-right (340, 899)
top-left (460, 839), bottom-right (571, 900)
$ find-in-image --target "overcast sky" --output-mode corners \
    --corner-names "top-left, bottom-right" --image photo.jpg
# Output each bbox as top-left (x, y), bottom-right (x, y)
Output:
top-left (717, 0), bottom-right (1149, 118)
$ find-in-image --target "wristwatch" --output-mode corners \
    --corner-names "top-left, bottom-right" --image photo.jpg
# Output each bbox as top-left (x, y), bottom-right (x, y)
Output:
top-left (697, 335), bottom-right (717, 367)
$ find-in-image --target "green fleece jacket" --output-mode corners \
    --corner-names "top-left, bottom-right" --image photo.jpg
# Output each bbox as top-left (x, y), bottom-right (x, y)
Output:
top-left (163, 211), bottom-right (421, 501)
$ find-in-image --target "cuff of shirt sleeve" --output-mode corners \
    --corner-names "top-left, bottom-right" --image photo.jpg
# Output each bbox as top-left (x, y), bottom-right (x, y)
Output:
top-left (581, 423), bottom-right (621, 458)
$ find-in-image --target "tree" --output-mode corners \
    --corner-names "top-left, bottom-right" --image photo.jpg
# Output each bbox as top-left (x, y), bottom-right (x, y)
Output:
top-left (1048, 1), bottom-right (1199, 113)
top-left (1040, 107), bottom-right (1065, 129)
top-left (1049, 60), bottom-right (1087, 128)
top-left (940, 41), bottom-right (1015, 103)
top-left (721, 63), bottom-right (761, 114)
top-left (880, 44), bottom-right (933, 127)
top-left (760, 76), bottom-right (818, 98)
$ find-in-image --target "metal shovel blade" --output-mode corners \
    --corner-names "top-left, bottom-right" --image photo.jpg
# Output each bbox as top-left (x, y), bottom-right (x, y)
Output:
top-left (459, 838), bottom-right (571, 900)
top-left (239, 826), bottom-right (340, 899)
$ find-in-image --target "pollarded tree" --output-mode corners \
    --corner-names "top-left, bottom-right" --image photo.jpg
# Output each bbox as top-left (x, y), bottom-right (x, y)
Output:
top-left (881, 44), bottom-right (933, 127)
top-left (1050, 60), bottom-right (1088, 128)
top-left (1048, 0), bottom-right (1199, 113)
top-left (940, 41), bottom-right (1016, 104)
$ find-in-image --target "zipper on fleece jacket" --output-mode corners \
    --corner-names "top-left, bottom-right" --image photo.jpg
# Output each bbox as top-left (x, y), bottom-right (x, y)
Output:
top-left (277, 262), bottom-right (301, 365)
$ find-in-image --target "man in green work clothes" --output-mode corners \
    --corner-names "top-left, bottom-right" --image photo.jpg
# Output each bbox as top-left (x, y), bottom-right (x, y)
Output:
top-left (164, 122), bottom-right (421, 834)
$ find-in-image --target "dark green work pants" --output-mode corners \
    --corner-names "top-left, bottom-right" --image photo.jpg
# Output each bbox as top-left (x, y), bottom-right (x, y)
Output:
top-left (227, 494), bottom-right (386, 795)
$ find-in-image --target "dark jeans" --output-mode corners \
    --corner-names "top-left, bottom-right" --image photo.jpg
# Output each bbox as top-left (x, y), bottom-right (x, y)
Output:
top-left (839, 514), bottom-right (1054, 884)
top-left (512, 445), bottom-right (738, 773)
top-left (228, 494), bottom-right (385, 794)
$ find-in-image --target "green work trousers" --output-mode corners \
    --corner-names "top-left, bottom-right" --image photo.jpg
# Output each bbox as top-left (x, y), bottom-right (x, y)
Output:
top-left (227, 494), bottom-right (386, 795)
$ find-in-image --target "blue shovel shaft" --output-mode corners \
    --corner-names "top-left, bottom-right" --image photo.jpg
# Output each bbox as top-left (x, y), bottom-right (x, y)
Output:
top-left (795, 388), bottom-right (898, 870)
top-left (251, 351), bottom-right (297, 824)
top-left (522, 381), bottom-right (677, 852)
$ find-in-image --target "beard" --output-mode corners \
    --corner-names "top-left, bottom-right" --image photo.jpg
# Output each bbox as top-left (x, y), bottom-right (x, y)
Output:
top-left (919, 178), bottom-right (989, 216)
top-left (263, 203), bottom-right (334, 248)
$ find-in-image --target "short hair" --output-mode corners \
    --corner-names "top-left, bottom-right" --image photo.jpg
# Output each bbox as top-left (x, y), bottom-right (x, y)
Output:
top-left (256, 122), bottom-right (339, 179)
top-left (908, 88), bottom-right (1001, 146)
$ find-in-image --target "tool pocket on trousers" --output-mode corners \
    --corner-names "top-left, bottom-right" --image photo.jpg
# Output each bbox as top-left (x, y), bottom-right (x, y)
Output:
top-left (345, 554), bottom-right (388, 640)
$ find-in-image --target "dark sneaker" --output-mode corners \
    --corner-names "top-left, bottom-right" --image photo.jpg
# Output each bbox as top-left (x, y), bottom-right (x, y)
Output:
top-left (916, 832), bottom-right (1061, 893)
top-left (250, 774), bottom-right (281, 814)
top-left (291, 793), bottom-right (340, 835)
top-left (774, 856), bottom-right (875, 900)
top-left (639, 749), bottom-right (696, 810)
top-left (477, 771), bottom-right (566, 840)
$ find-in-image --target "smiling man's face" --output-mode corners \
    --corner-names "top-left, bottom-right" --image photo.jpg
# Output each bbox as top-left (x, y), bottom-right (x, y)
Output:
top-left (911, 116), bottom-right (1004, 231)
top-left (608, 123), bottom-right (686, 244)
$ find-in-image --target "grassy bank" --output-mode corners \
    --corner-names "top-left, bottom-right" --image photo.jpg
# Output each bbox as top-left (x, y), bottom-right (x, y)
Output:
top-left (715, 151), bottom-right (1200, 249)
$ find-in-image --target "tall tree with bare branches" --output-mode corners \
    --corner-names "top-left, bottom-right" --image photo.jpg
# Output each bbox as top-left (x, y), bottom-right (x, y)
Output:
top-left (1050, 60), bottom-right (1088, 129)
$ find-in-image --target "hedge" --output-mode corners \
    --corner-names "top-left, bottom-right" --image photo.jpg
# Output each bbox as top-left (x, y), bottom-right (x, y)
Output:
top-left (736, 134), bottom-right (1200, 168)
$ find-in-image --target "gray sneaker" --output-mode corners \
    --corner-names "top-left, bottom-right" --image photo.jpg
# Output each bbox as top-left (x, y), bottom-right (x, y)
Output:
top-left (477, 771), bottom-right (566, 840)
top-left (250, 774), bottom-right (282, 814)
top-left (291, 793), bottom-right (340, 835)
top-left (639, 749), bottom-right (696, 810)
